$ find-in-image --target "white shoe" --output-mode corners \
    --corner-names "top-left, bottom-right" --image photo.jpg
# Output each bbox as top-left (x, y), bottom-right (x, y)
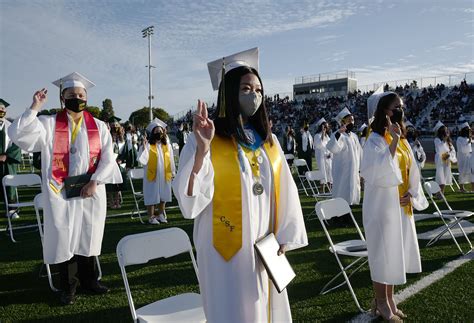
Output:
top-left (148, 217), bottom-right (160, 225)
top-left (11, 212), bottom-right (20, 219)
top-left (158, 213), bottom-right (168, 223)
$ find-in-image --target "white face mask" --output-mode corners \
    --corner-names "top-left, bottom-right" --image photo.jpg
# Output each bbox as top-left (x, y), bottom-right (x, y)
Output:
top-left (239, 91), bottom-right (262, 117)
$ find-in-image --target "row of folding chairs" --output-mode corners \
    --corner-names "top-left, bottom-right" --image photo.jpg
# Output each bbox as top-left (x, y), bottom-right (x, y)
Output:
top-left (316, 181), bottom-right (473, 313)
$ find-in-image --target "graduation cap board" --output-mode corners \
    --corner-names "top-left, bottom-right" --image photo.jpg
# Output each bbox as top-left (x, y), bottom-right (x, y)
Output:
top-left (367, 87), bottom-right (396, 121)
top-left (146, 118), bottom-right (167, 133)
top-left (0, 99), bottom-right (10, 109)
top-left (207, 47), bottom-right (259, 118)
top-left (335, 107), bottom-right (352, 125)
top-left (315, 118), bottom-right (327, 128)
top-left (108, 116), bottom-right (122, 124)
top-left (433, 121), bottom-right (445, 133)
top-left (52, 72), bottom-right (95, 91)
top-left (458, 122), bottom-right (469, 130)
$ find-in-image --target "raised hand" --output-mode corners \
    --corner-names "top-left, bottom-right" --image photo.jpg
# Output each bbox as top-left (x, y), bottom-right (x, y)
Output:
top-left (193, 99), bottom-right (215, 154)
top-left (386, 116), bottom-right (401, 140)
top-left (31, 88), bottom-right (48, 111)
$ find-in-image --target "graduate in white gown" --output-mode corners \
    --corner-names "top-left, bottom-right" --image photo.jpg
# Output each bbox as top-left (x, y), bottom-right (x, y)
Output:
top-left (313, 118), bottom-right (332, 187)
top-left (433, 121), bottom-right (457, 193)
top-left (359, 123), bottom-right (368, 147)
top-left (361, 91), bottom-right (428, 322)
top-left (8, 73), bottom-right (122, 305)
top-left (456, 122), bottom-right (473, 192)
top-left (405, 122), bottom-right (426, 170)
top-left (172, 48), bottom-right (307, 323)
top-left (327, 107), bottom-right (362, 205)
top-left (137, 118), bottom-right (175, 224)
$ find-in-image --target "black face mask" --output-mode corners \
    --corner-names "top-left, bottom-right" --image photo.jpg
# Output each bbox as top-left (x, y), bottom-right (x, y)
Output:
top-left (151, 133), bottom-right (162, 141)
top-left (65, 98), bottom-right (87, 113)
top-left (390, 108), bottom-right (404, 124)
top-left (0, 111), bottom-right (6, 118)
top-left (345, 123), bottom-right (354, 133)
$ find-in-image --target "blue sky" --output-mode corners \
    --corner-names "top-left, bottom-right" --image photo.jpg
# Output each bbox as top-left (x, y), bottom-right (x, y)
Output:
top-left (1, 0), bottom-right (473, 120)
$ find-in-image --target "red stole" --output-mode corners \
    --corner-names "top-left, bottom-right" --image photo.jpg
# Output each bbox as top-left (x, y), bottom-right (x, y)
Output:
top-left (51, 110), bottom-right (101, 185)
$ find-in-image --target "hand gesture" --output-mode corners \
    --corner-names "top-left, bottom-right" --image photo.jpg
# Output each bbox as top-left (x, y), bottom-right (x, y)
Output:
top-left (387, 116), bottom-right (401, 140)
top-left (32, 88), bottom-right (48, 111)
top-left (193, 99), bottom-right (215, 154)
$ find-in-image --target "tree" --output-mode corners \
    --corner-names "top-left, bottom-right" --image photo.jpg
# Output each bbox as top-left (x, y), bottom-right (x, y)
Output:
top-left (100, 98), bottom-right (115, 122)
top-left (128, 107), bottom-right (170, 129)
top-left (86, 106), bottom-right (101, 118)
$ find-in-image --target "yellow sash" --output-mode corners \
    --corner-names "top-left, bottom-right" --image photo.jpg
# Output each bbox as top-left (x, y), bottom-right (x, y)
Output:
top-left (147, 143), bottom-right (172, 182)
top-left (385, 134), bottom-right (413, 216)
top-left (211, 135), bottom-right (282, 261)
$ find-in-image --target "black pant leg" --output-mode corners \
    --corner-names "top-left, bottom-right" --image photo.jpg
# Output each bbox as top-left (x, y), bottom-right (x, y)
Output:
top-left (58, 256), bottom-right (79, 295)
top-left (77, 255), bottom-right (98, 288)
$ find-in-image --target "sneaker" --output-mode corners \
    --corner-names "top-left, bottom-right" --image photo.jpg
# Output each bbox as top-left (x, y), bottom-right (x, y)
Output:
top-left (11, 212), bottom-right (20, 219)
top-left (148, 217), bottom-right (160, 225)
top-left (158, 213), bottom-right (168, 223)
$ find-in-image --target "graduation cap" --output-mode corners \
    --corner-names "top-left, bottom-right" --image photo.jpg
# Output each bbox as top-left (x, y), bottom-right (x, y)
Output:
top-left (359, 123), bottom-right (368, 132)
top-left (52, 72), bottom-right (95, 91)
top-left (207, 47), bottom-right (259, 118)
top-left (433, 121), bottom-right (445, 133)
top-left (108, 116), bottom-right (122, 124)
top-left (458, 122), bottom-right (470, 131)
top-left (315, 118), bottom-right (327, 128)
top-left (146, 118), bottom-right (167, 133)
top-left (0, 99), bottom-right (10, 109)
top-left (335, 107), bottom-right (352, 125)
top-left (367, 86), bottom-right (395, 121)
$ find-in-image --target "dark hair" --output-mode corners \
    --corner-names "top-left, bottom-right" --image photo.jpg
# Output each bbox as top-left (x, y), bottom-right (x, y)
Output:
top-left (149, 126), bottom-right (167, 146)
top-left (316, 122), bottom-right (327, 134)
top-left (437, 126), bottom-right (453, 148)
top-left (370, 93), bottom-right (406, 137)
top-left (213, 66), bottom-right (273, 145)
top-left (361, 126), bottom-right (368, 138)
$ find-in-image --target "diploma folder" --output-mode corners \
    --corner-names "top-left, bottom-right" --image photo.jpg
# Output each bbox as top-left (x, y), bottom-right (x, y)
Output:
top-left (254, 233), bottom-right (296, 293)
top-left (64, 174), bottom-right (92, 199)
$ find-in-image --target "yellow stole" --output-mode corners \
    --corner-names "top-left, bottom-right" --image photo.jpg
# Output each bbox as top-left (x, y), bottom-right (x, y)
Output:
top-left (211, 135), bottom-right (282, 261)
top-left (146, 143), bottom-right (172, 182)
top-left (384, 133), bottom-right (413, 216)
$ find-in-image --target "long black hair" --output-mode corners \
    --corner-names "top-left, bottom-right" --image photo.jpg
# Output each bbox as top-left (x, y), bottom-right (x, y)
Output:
top-left (213, 66), bottom-right (273, 145)
top-left (437, 126), bottom-right (453, 149)
top-left (149, 126), bottom-right (168, 146)
top-left (370, 92), bottom-right (406, 138)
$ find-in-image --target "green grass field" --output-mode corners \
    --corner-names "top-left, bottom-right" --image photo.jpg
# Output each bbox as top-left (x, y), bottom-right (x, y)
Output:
top-left (0, 163), bottom-right (473, 322)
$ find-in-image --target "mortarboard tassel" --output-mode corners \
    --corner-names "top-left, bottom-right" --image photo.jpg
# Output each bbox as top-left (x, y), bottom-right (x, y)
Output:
top-left (59, 78), bottom-right (64, 109)
top-left (218, 58), bottom-right (226, 118)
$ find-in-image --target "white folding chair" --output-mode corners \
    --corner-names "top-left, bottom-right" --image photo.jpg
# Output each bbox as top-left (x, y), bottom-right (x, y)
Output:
top-left (306, 170), bottom-right (332, 199)
top-left (293, 158), bottom-right (311, 196)
top-left (3, 174), bottom-right (42, 242)
top-left (128, 168), bottom-right (145, 224)
top-left (117, 228), bottom-right (206, 323)
top-left (315, 198), bottom-right (368, 313)
top-left (423, 181), bottom-right (473, 255)
top-left (34, 193), bottom-right (103, 291)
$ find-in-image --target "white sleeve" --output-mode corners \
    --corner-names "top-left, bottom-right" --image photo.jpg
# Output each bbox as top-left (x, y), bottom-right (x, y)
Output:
top-left (8, 108), bottom-right (48, 152)
top-left (172, 133), bottom-right (214, 219)
top-left (327, 132), bottom-right (343, 154)
top-left (137, 143), bottom-right (150, 165)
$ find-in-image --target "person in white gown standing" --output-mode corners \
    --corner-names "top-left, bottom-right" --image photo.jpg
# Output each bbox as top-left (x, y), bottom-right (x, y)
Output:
top-left (361, 91), bottom-right (428, 322)
top-left (433, 121), bottom-right (457, 193)
top-left (172, 48), bottom-right (307, 323)
top-left (456, 122), bottom-right (473, 192)
top-left (313, 117), bottom-right (332, 189)
top-left (8, 73), bottom-right (122, 305)
top-left (138, 118), bottom-right (175, 224)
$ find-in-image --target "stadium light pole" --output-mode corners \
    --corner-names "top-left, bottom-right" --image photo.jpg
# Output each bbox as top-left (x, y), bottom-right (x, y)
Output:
top-left (142, 26), bottom-right (155, 123)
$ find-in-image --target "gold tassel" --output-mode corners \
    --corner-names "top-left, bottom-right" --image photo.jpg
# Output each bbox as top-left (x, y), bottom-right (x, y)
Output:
top-left (218, 58), bottom-right (226, 118)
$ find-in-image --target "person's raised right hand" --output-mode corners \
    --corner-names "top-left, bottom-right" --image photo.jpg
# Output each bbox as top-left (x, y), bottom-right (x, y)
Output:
top-left (387, 116), bottom-right (401, 140)
top-left (193, 99), bottom-right (214, 154)
top-left (31, 88), bottom-right (48, 111)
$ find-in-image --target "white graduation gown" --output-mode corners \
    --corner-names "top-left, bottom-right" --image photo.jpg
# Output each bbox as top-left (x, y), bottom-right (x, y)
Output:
top-left (361, 133), bottom-right (428, 285)
top-left (172, 133), bottom-right (308, 323)
top-left (456, 137), bottom-right (473, 184)
top-left (313, 132), bottom-right (333, 184)
top-left (302, 130), bottom-right (313, 152)
top-left (410, 140), bottom-right (426, 170)
top-left (434, 138), bottom-right (457, 185)
top-left (359, 136), bottom-right (367, 148)
top-left (137, 140), bottom-right (176, 205)
top-left (327, 131), bottom-right (361, 205)
top-left (8, 109), bottom-right (122, 264)
top-left (1, 119), bottom-right (15, 150)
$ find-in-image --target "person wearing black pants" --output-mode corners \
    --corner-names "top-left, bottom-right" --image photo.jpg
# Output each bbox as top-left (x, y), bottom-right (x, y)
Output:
top-left (58, 255), bottom-right (109, 305)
